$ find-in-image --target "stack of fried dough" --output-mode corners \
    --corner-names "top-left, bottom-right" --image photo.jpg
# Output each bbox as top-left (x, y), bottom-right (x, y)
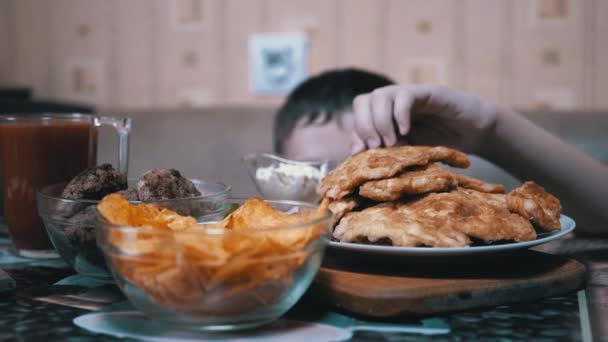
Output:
top-left (317, 146), bottom-right (562, 247)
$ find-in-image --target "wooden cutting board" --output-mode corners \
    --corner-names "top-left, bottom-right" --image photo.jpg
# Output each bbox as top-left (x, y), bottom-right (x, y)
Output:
top-left (312, 249), bottom-right (586, 317)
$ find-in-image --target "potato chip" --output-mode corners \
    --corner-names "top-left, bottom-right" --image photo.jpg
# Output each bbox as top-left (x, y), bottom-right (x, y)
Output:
top-left (97, 194), bottom-right (330, 312)
top-left (157, 209), bottom-right (197, 231)
top-left (175, 233), bottom-right (229, 264)
top-left (220, 197), bottom-right (287, 230)
top-left (98, 194), bottom-right (133, 225)
top-left (130, 203), bottom-right (163, 228)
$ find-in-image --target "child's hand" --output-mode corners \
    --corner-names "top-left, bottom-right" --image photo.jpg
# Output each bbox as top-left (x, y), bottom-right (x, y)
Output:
top-left (350, 85), bottom-right (499, 154)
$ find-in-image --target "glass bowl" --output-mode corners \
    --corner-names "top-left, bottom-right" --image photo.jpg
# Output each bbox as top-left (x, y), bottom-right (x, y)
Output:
top-left (37, 180), bottom-right (230, 280)
top-left (97, 198), bottom-right (332, 330)
top-left (242, 153), bottom-right (335, 203)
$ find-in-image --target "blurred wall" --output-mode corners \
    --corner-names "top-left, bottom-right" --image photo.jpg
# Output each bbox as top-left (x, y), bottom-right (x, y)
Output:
top-left (0, 0), bottom-right (12, 83)
top-left (0, 0), bottom-right (607, 111)
top-left (95, 108), bottom-right (608, 196)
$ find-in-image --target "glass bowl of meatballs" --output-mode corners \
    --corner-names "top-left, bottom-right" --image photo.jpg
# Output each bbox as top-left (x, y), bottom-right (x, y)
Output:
top-left (37, 165), bottom-right (231, 280)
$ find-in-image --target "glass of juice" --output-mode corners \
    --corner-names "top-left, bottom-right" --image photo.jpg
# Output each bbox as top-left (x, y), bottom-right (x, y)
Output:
top-left (0, 114), bottom-right (130, 258)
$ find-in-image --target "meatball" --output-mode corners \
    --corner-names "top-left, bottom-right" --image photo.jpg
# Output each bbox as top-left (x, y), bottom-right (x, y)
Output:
top-left (64, 205), bottom-right (107, 272)
top-left (136, 168), bottom-right (201, 201)
top-left (64, 205), bottom-right (98, 244)
top-left (61, 164), bottom-right (127, 200)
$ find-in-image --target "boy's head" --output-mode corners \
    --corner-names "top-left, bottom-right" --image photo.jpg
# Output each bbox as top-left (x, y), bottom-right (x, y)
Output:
top-left (274, 68), bottom-right (394, 161)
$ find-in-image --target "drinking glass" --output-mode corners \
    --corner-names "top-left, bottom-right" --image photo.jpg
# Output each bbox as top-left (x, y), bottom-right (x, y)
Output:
top-left (0, 113), bottom-right (130, 258)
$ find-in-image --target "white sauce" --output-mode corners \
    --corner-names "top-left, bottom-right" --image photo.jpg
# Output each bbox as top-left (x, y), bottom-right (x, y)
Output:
top-left (254, 163), bottom-right (328, 202)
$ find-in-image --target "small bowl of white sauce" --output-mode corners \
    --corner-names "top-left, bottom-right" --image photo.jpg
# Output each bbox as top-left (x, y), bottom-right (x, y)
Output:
top-left (242, 153), bottom-right (334, 203)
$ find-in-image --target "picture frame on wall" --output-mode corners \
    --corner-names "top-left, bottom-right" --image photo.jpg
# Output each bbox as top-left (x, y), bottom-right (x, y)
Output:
top-left (249, 32), bottom-right (308, 95)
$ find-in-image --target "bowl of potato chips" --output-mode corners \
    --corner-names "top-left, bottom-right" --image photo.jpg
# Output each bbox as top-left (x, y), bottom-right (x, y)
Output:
top-left (96, 194), bottom-right (332, 330)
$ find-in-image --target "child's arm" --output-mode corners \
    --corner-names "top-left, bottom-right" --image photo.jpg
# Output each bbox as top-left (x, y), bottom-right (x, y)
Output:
top-left (351, 85), bottom-right (608, 235)
top-left (483, 107), bottom-right (607, 234)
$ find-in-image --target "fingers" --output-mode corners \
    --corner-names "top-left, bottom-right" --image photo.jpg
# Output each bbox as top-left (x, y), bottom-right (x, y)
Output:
top-left (352, 87), bottom-right (399, 153)
top-left (393, 91), bottom-right (413, 136)
top-left (350, 85), bottom-right (434, 154)
top-left (352, 94), bottom-right (380, 149)
top-left (350, 131), bottom-right (366, 154)
top-left (370, 89), bottom-right (397, 146)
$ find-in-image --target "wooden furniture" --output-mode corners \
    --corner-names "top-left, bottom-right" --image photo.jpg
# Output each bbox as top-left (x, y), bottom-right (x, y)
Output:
top-left (313, 249), bottom-right (586, 317)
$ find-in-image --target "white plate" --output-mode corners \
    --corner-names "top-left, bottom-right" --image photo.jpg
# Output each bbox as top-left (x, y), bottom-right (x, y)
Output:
top-left (329, 215), bottom-right (575, 257)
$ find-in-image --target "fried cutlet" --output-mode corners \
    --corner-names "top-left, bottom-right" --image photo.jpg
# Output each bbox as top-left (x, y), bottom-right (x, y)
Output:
top-left (328, 196), bottom-right (362, 225)
top-left (334, 202), bottom-right (472, 247)
top-left (408, 189), bottom-right (536, 242)
top-left (359, 164), bottom-right (457, 201)
top-left (318, 146), bottom-right (470, 200)
top-left (507, 181), bottom-right (562, 231)
top-left (359, 164), bottom-right (505, 201)
top-left (458, 188), bottom-right (509, 210)
top-left (334, 188), bottom-right (536, 247)
top-left (453, 173), bottom-right (505, 194)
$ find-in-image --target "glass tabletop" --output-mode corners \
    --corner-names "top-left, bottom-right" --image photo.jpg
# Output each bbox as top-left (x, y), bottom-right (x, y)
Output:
top-left (1, 230), bottom-right (605, 341)
top-left (0, 264), bottom-right (585, 341)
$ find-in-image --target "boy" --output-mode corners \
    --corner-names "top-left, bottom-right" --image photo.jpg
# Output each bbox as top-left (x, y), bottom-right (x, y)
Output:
top-left (274, 68), bottom-right (394, 162)
top-left (274, 68), bottom-right (608, 235)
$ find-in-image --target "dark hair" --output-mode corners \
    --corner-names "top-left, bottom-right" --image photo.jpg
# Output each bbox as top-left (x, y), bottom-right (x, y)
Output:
top-left (273, 68), bottom-right (394, 153)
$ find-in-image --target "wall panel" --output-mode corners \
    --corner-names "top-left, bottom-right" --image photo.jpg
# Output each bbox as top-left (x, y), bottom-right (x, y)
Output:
top-left (0, 0), bottom-right (13, 83)
top-left (47, 0), bottom-right (114, 106)
top-left (338, 0), bottom-right (384, 72)
top-left (12, 0), bottom-right (52, 98)
top-left (113, 0), bottom-right (156, 108)
top-left (593, 0), bottom-right (608, 109)
top-left (221, 0), bottom-right (267, 105)
top-left (264, 0), bottom-right (340, 74)
top-left (385, 0), bottom-right (459, 87)
top-left (2, 0), bottom-right (606, 110)
top-left (462, 0), bottom-right (509, 105)
top-left (510, 0), bottom-right (586, 110)
top-left (153, 0), bottom-right (223, 108)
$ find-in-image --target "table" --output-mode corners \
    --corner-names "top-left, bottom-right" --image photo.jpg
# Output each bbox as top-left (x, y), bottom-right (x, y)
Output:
top-left (1, 232), bottom-right (607, 341)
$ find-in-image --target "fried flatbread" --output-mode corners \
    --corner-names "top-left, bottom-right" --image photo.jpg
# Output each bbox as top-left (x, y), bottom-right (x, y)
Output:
top-left (359, 164), bottom-right (505, 201)
top-left (327, 196), bottom-right (362, 225)
top-left (458, 188), bottom-right (508, 210)
top-left (334, 202), bottom-right (472, 247)
top-left (318, 146), bottom-right (470, 200)
top-left (453, 173), bottom-right (505, 194)
top-left (507, 181), bottom-right (562, 231)
top-left (359, 164), bottom-right (457, 201)
top-left (334, 188), bottom-right (536, 247)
